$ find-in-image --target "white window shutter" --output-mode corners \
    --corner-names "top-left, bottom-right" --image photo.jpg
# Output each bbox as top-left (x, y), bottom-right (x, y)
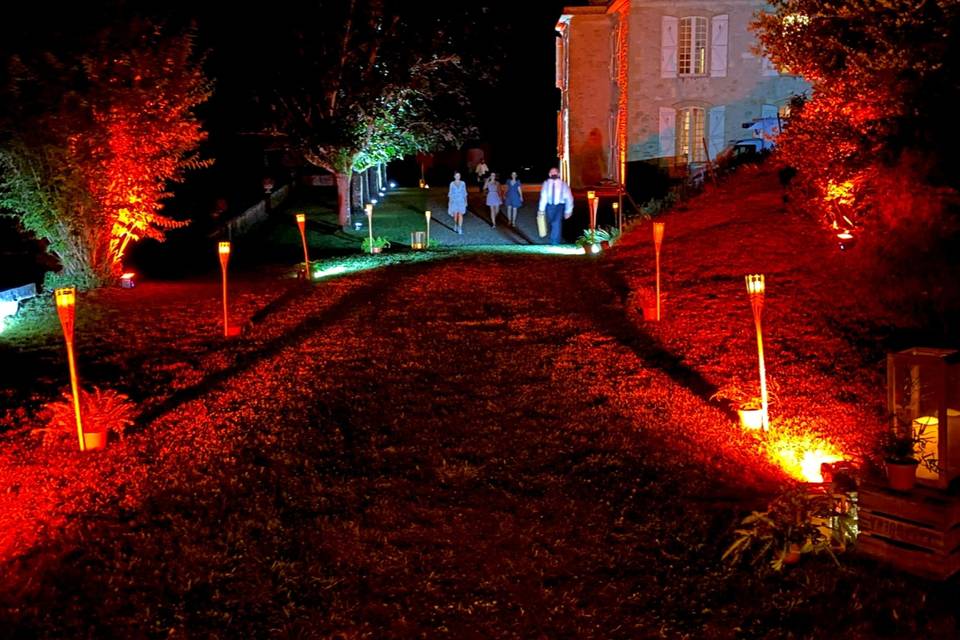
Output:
top-left (761, 56), bottom-right (779, 76)
top-left (661, 16), bottom-right (678, 79)
top-left (710, 15), bottom-right (728, 78)
top-left (708, 106), bottom-right (726, 159)
top-left (659, 107), bottom-right (676, 157)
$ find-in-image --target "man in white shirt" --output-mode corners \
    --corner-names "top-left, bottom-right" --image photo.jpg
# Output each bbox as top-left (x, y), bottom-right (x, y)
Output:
top-left (474, 160), bottom-right (489, 192)
top-left (537, 167), bottom-right (574, 245)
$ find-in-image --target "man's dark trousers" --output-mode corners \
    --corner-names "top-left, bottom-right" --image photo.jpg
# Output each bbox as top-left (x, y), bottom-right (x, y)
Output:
top-left (545, 203), bottom-right (565, 245)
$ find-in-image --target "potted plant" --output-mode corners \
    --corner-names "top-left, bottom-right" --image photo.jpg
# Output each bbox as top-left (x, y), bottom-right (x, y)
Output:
top-left (575, 228), bottom-right (612, 255)
top-left (710, 379), bottom-right (779, 430)
top-left (723, 486), bottom-right (856, 572)
top-left (877, 426), bottom-right (939, 491)
top-left (361, 236), bottom-right (391, 254)
top-left (635, 286), bottom-right (660, 321)
top-left (36, 386), bottom-right (136, 450)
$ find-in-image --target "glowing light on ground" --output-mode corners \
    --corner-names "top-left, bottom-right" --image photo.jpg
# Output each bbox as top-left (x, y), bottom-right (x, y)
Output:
top-left (762, 427), bottom-right (844, 483)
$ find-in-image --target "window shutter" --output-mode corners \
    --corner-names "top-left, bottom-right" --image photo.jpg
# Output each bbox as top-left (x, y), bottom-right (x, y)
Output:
top-left (710, 15), bottom-right (728, 78)
top-left (661, 16), bottom-right (678, 79)
top-left (708, 106), bottom-right (726, 159)
top-left (761, 56), bottom-right (779, 76)
top-left (659, 107), bottom-right (676, 157)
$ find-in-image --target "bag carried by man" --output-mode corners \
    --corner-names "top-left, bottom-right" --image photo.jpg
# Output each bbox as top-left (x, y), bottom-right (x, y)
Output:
top-left (537, 212), bottom-right (547, 238)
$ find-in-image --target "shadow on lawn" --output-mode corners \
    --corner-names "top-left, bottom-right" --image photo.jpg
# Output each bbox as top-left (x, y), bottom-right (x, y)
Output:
top-left (133, 270), bottom-right (391, 432)
top-left (592, 263), bottom-right (736, 422)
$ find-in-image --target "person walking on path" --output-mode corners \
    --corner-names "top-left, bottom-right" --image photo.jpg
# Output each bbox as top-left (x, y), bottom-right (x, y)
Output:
top-left (503, 171), bottom-right (523, 226)
top-left (484, 172), bottom-right (503, 228)
top-left (474, 159), bottom-right (489, 192)
top-left (537, 167), bottom-right (574, 245)
top-left (448, 171), bottom-right (468, 234)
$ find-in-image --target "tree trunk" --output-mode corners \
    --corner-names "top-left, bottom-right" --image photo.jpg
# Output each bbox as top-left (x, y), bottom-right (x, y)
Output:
top-left (352, 172), bottom-right (363, 211)
top-left (335, 172), bottom-right (351, 227)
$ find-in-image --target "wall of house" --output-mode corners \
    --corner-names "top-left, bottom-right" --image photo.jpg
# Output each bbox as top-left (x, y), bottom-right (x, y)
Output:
top-left (625, 1), bottom-right (809, 163)
top-left (562, 13), bottom-right (615, 188)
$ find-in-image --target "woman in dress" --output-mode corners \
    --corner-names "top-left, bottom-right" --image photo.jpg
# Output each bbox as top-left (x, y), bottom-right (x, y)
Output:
top-left (484, 172), bottom-right (503, 228)
top-left (448, 171), bottom-right (468, 234)
top-left (503, 171), bottom-right (523, 226)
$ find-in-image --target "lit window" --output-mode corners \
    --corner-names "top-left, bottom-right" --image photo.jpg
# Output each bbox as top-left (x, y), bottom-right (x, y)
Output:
top-left (678, 17), bottom-right (708, 76)
top-left (677, 107), bottom-right (706, 162)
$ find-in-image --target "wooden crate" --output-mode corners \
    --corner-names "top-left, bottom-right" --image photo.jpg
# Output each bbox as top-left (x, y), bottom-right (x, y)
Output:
top-left (857, 481), bottom-right (960, 580)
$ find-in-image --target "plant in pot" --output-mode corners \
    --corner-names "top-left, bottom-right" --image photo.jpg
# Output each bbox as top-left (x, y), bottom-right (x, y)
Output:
top-left (723, 485), bottom-right (856, 572)
top-left (361, 236), bottom-right (391, 254)
top-left (575, 228), bottom-right (611, 254)
top-left (634, 286), bottom-right (660, 321)
top-left (877, 425), bottom-right (939, 491)
top-left (36, 386), bottom-right (136, 449)
top-left (710, 378), bottom-right (780, 431)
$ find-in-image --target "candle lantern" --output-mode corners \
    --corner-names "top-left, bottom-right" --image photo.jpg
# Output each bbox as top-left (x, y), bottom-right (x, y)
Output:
top-left (745, 274), bottom-right (769, 430)
top-left (55, 286), bottom-right (86, 451)
top-left (887, 348), bottom-right (960, 488)
top-left (587, 191), bottom-right (598, 231)
top-left (410, 231), bottom-right (427, 250)
top-left (295, 213), bottom-right (311, 280)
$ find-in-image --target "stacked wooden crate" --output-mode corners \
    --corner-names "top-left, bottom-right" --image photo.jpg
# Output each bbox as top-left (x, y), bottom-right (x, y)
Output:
top-left (858, 481), bottom-right (960, 580)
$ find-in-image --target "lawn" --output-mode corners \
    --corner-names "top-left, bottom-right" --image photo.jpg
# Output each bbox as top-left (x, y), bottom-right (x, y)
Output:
top-left (0, 165), bottom-right (957, 638)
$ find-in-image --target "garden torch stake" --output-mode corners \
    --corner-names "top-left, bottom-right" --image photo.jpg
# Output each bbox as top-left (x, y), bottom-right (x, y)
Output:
top-left (425, 210), bottom-right (431, 247)
top-left (745, 274), bottom-right (768, 430)
top-left (653, 222), bottom-right (665, 321)
top-left (612, 202), bottom-right (620, 233)
top-left (219, 242), bottom-right (231, 337)
top-left (587, 191), bottom-right (598, 232)
top-left (55, 286), bottom-right (85, 451)
top-left (295, 213), bottom-right (311, 280)
top-left (365, 203), bottom-right (374, 254)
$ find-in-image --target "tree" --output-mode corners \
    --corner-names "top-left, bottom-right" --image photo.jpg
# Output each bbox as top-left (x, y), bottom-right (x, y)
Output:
top-left (0, 21), bottom-right (211, 288)
top-left (753, 0), bottom-right (960, 231)
top-left (259, 1), bottom-right (494, 226)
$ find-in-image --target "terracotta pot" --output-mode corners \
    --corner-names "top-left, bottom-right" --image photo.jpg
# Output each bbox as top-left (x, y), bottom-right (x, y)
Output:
top-left (886, 459), bottom-right (919, 491)
top-left (782, 544), bottom-right (802, 565)
top-left (83, 431), bottom-right (107, 450)
top-left (738, 407), bottom-right (764, 430)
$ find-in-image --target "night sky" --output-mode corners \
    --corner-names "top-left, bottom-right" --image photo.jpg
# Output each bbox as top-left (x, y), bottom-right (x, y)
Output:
top-left (0, 1), bottom-right (568, 177)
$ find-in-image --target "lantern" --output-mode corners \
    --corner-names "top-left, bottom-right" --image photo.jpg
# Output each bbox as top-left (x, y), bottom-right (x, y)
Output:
top-left (425, 210), bottom-right (432, 247)
top-left (745, 274), bottom-right (769, 430)
top-left (295, 213), bottom-right (311, 280)
top-left (587, 191), bottom-right (598, 231)
top-left (887, 348), bottom-right (960, 488)
top-left (365, 204), bottom-right (375, 254)
top-left (410, 231), bottom-right (427, 250)
top-left (218, 242), bottom-right (237, 337)
top-left (54, 286), bottom-right (86, 451)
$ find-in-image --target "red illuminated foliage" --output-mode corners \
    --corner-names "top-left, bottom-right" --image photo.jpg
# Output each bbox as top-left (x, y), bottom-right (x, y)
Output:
top-left (753, 1), bottom-right (960, 227)
top-left (0, 21), bottom-right (211, 288)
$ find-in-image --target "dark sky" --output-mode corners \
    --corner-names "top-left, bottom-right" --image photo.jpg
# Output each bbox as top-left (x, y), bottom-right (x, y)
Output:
top-left (1, 0), bottom-right (567, 170)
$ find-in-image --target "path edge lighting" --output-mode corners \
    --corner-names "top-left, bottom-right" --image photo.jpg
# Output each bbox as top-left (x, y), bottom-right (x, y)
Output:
top-left (653, 222), bottom-right (665, 321)
top-left (295, 213), bottom-right (311, 280)
top-left (55, 286), bottom-right (86, 451)
top-left (365, 204), bottom-right (374, 255)
top-left (218, 242), bottom-right (232, 337)
top-left (587, 191), bottom-right (598, 232)
top-left (745, 273), bottom-right (769, 430)
top-left (425, 210), bottom-right (431, 248)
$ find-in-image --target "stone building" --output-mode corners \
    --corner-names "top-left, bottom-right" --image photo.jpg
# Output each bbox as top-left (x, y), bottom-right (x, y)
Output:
top-left (555, 0), bottom-right (808, 188)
